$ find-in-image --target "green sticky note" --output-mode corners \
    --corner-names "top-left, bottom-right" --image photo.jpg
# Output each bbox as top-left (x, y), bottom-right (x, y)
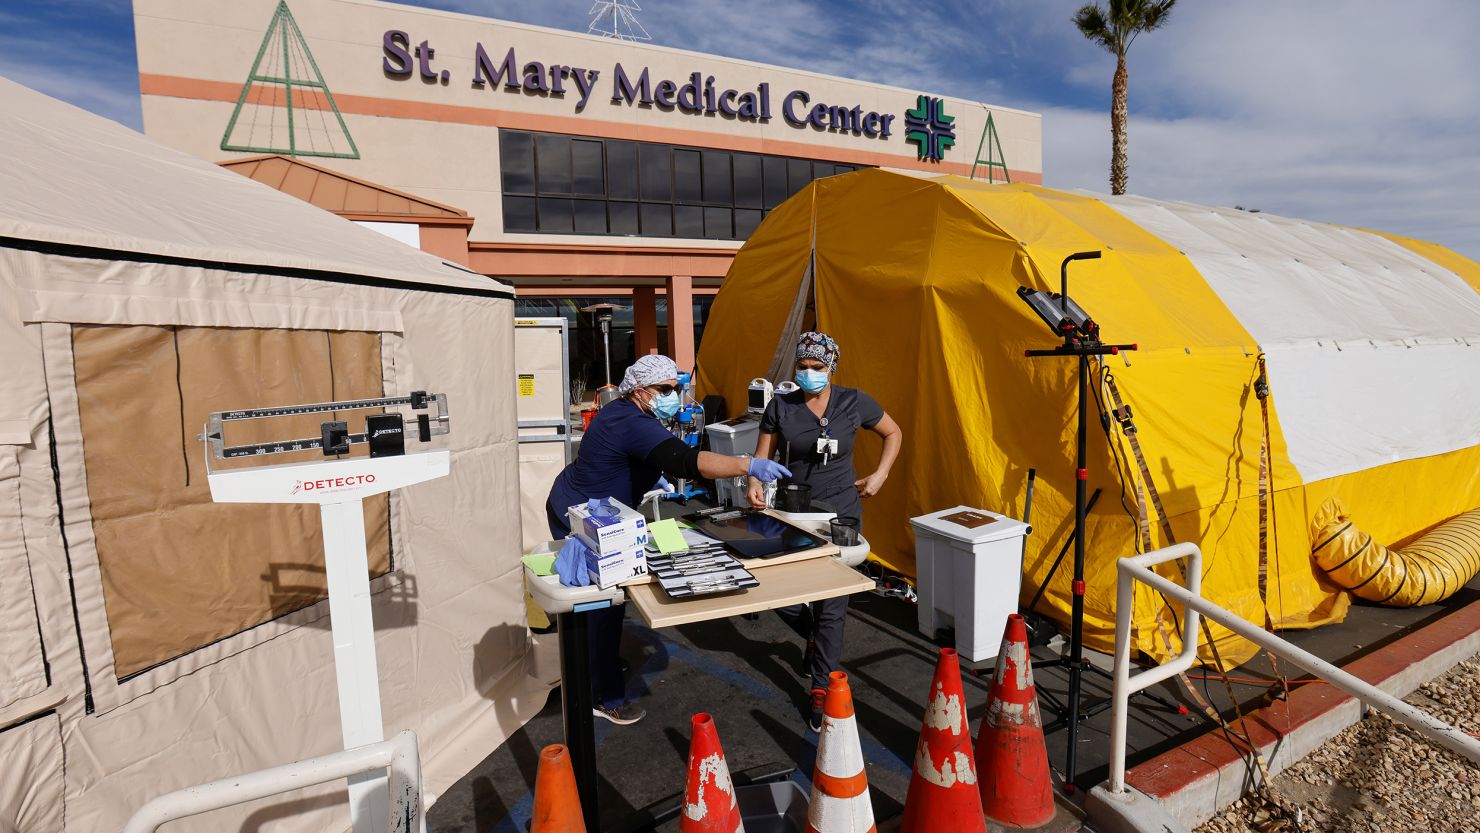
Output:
top-left (521, 554), bottom-right (556, 577)
top-left (648, 519), bottom-right (688, 554)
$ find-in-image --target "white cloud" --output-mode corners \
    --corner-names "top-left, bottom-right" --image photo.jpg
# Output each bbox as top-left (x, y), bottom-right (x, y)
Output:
top-left (1038, 0), bottom-right (1480, 260)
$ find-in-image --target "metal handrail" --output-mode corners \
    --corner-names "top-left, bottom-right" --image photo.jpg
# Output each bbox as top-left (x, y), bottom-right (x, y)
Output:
top-left (122, 730), bottom-right (424, 833)
top-left (1110, 543), bottom-right (1480, 793)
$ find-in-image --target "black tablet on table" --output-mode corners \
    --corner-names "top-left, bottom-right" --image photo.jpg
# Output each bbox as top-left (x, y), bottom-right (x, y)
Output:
top-left (678, 509), bottom-right (829, 559)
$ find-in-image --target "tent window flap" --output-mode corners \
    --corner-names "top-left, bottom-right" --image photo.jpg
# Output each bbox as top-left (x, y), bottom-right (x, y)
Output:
top-left (71, 324), bottom-right (391, 679)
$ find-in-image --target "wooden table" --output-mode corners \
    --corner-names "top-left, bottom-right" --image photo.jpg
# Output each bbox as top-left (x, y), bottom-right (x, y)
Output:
top-left (625, 553), bottom-right (875, 627)
top-left (533, 526), bottom-right (874, 832)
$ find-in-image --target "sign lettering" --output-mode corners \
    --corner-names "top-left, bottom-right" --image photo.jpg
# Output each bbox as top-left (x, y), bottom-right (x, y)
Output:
top-left (385, 34), bottom-right (938, 151)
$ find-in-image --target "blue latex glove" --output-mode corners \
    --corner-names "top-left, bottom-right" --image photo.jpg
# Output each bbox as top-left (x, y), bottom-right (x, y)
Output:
top-left (555, 536), bottom-right (593, 588)
top-left (655, 476), bottom-right (673, 493)
top-left (748, 457), bottom-right (792, 483)
top-left (586, 498), bottom-right (619, 517)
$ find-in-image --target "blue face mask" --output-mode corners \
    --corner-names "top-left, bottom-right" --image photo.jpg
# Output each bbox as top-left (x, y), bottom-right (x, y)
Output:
top-left (651, 391), bottom-right (682, 420)
top-left (795, 368), bottom-right (830, 394)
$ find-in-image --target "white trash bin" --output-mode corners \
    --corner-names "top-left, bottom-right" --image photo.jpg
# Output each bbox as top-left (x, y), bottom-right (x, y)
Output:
top-left (911, 505), bottom-right (1031, 662)
top-left (705, 414), bottom-right (761, 507)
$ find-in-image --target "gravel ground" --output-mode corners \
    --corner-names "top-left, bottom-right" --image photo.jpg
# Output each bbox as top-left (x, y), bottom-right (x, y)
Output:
top-left (1195, 655), bottom-right (1480, 833)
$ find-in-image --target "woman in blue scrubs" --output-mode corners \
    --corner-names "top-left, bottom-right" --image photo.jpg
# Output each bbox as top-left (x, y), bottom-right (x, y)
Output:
top-left (547, 354), bottom-right (791, 724)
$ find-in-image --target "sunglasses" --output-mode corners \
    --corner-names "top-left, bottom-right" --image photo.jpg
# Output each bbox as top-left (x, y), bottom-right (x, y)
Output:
top-left (647, 384), bottom-right (678, 394)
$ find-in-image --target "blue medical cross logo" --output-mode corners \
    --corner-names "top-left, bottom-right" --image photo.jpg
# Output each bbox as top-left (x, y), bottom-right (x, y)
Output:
top-left (904, 95), bottom-right (956, 162)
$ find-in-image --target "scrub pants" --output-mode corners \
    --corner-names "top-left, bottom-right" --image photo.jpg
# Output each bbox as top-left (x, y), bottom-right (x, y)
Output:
top-left (776, 484), bottom-right (863, 694)
top-left (547, 501), bottom-right (628, 710)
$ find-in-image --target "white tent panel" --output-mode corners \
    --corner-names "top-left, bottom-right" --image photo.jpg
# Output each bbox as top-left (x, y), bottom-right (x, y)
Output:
top-left (1102, 195), bottom-right (1480, 484)
top-left (1265, 341), bottom-right (1480, 483)
top-left (0, 77), bottom-right (506, 296)
top-left (1104, 196), bottom-right (1480, 345)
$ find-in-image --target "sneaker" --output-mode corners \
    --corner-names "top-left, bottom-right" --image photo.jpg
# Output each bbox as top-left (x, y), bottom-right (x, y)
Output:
top-left (807, 688), bottom-right (826, 734)
top-left (593, 702), bottom-right (646, 725)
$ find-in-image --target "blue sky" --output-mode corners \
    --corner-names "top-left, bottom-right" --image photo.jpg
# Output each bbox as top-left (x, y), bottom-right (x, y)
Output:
top-left (4, 0), bottom-right (1478, 260)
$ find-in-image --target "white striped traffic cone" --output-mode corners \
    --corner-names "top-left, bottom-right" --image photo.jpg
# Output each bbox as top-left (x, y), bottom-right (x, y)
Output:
top-left (807, 671), bottom-right (876, 833)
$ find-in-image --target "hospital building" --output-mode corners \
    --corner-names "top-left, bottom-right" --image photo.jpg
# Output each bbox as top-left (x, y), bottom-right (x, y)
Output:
top-left (133, 0), bottom-right (1043, 387)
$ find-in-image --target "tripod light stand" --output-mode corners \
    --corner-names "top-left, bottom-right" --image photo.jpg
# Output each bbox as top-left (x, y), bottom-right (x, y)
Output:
top-left (1018, 251), bottom-right (1138, 786)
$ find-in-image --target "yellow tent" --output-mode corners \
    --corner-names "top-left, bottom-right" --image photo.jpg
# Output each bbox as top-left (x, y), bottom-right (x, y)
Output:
top-left (696, 169), bottom-right (1480, 663)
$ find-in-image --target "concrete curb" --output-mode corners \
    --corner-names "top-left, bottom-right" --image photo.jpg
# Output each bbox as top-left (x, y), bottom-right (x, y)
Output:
top-left (1084, 784), bottom-right (1190, 833)
top-left (1120, 597), bottom-right (1480, 829)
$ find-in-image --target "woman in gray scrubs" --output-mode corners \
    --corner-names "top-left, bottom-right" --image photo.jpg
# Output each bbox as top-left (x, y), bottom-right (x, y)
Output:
top-left (746, 331), bottom-right (902, 732)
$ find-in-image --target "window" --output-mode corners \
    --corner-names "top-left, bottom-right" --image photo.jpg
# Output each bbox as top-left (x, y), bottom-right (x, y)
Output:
top-left (701, 152), bottom-right (732, 204)
top-left (500, 132), bottom-right (534, 194)
top-left (573, 199), bottom-right (606, 234)
top-left (639, 144), bottom-right (673, 201)
top-left (674, 150), bottom-right (702, 202)
top-left (762, 156), bottom-right (788, 209)
top-left (734, 154), bottom-right (763, 209)
top-left (499, 129), bottom-right (868, 240)
top-left (572, 140), bottom-right (605, 196)
top-left (607, 141), bottom-right (639, 199)
top-left (534, 134), bottom-right (571, 194)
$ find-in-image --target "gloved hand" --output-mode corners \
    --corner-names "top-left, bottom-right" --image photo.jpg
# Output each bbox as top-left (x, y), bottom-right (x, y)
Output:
top-left (747, 457), bottom-right (792, 483)
top-left (655, 476), bottom-right (673, 493)
top-left (555, 536), bottom-right (593, 588)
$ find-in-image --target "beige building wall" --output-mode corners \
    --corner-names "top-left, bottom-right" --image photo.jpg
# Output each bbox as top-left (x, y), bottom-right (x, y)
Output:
top-left (134, 0), bottom-right (1042, 244)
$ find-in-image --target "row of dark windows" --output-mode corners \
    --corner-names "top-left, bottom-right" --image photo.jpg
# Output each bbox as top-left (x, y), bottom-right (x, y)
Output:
top-left (499, 130), bottom-right (860, 240)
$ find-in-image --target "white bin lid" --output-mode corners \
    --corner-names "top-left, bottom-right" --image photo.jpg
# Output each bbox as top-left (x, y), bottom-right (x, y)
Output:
top-left (909, 506), bottom-right (1030, 544)
top-left (705, 414), bottom-right (761, 435)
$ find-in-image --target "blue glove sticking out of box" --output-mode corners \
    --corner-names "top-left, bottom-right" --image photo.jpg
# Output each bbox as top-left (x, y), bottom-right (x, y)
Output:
top-left (556, 535), bottom-right (594, 587)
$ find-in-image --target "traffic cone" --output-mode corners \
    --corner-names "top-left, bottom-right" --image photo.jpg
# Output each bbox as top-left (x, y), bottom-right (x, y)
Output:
top-left (975, 614), bottom-right (1054, 828)
top-left (900, 648), bottom-right (987, 833)
top-left (681, 713), bottom-right (746, 833)
top-left (531, 744), bottom-right (587, 833)
top-left (806, 671), bottom-right (876, 833)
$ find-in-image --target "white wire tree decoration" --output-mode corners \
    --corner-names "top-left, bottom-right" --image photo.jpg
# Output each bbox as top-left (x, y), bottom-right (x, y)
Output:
top-left (588, 0), bottom-right (652, 41)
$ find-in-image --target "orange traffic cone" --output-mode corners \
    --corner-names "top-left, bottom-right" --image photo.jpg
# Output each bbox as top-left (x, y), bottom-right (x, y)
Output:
top-left (900, 648), bottom-right (987, 833)
top-left (681, 713), bottom-right (746, 833)
top-left (531, 744), bottom-right (587, 833)
top-left (975, 614), bottom-right (1054, 828)
top-left (806, 671), bottom-right (876, 833)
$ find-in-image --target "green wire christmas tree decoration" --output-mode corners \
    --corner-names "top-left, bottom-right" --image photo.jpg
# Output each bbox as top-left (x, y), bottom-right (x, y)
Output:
top-left (968, 111), bottom-right (1010, 183)
top-left (221, 0), bottom-right (359, 159)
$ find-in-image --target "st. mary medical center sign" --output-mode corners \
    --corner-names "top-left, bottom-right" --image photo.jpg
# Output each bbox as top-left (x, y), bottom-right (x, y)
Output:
top-left (381, 31), bottom-right (957, 161)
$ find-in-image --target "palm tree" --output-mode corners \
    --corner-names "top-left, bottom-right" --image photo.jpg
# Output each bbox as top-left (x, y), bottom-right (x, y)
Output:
top-left (1073, 0), bottom-right (1178, 195)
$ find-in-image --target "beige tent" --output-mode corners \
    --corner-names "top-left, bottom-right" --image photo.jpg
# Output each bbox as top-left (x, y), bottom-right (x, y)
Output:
top-left (0, 76), bottom-right (547, 832)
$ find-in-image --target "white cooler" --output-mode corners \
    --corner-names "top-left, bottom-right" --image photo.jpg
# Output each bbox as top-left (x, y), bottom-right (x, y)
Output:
top-left (911, 505), bottom-right (1031, 662)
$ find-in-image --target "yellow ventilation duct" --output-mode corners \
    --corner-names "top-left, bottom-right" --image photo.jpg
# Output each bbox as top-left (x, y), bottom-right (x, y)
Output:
top-left (1311, 499), bottom-right (1480, 607)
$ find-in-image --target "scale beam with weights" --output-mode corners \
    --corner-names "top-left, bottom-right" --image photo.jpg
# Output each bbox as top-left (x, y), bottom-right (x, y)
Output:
top-left (199, 391), bottom-right (450, 833)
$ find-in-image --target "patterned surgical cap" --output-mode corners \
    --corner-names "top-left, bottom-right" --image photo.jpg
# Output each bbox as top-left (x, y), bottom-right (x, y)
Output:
top-left (795, 331), bottom-right (840, 371)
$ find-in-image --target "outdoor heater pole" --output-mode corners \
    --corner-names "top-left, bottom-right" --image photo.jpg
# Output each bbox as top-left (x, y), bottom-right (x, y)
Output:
top-left (601, 313), bottom-right (613, 386)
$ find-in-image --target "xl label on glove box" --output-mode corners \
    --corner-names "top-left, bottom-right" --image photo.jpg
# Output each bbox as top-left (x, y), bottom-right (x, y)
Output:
top-left (586, 545), bottom-right (648, 589)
